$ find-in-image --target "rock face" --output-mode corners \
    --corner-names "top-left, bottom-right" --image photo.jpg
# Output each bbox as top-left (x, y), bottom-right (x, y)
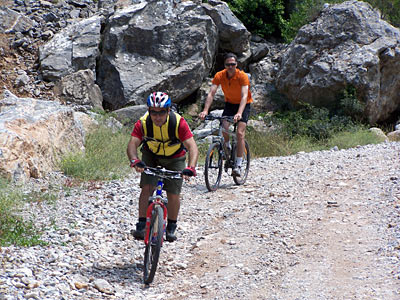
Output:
top-left (97, 1), bottom-right (218, 109)
top-left (0, 90), bottom-right (91, 181)
top-left (202, 0), bottom-right (250, 54)
top-left (53, 69), bottom-right (103, 110)
top-left (275, 0), bottom-right (400, 124)
top-left (0, 7), bottom-right (37, 34)
top-left (39, 15), bottom-right (102, 81)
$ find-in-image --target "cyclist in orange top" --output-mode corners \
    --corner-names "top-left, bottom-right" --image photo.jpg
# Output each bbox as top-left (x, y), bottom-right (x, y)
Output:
top-left (199, 53), bottom-right (253, 177)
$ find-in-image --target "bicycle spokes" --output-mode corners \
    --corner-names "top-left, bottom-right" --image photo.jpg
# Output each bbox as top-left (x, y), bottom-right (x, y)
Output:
top-left (204, 142), bottom-right (223, 192)
top-left (143, 205), bottom-right (164, 284)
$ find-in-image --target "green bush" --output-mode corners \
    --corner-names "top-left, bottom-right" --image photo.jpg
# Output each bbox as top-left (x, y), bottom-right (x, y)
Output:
top-left (366, 0), bottom-right (400, 27)
top-left (225, 0), bottom-right (288, 40)
top-left (273, 103), bottom-right (335, 140)
top-left (335, 86), bottom-right (365, 122)
top-left (283, 0), bottom-right (400, 42)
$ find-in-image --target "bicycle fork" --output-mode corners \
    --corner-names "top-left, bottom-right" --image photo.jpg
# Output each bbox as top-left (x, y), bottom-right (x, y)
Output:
top-left (144, 197), bottom-right (168, 245)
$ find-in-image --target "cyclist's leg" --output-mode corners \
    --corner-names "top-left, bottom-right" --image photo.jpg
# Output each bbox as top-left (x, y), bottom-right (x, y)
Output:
top-left (133, 149), bottom-right (158, 239)
top-left (165, 192), bottom-right (179, 241)
top-left (222, 102), bottom-right (236, 146)
top-left (234, 104), bottom-right (250, 170)
top-left (236, 122), bottom-right (246, 159)
top-left (138, 185), bottom-right (155, 217)
top-left (222, 120), bottom-right (230, 144)
top-left (165, 192), bottom-right (180, 221)
top-left (159, 155), bottom-right (185, 219)
top-left (159, 155), bottom-right (185, 242)
top-left (138, 149), bottom-right (159, 218)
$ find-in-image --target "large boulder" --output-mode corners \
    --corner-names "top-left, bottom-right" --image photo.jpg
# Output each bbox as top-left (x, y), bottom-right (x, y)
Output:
top-left (97, 1), bottom-right (218, 110)
top-left (53, 69), bottom-right (103, 110)
top-left (39, 15), bottom-right (102, 81)
top-left (275, 0), bottom-right (400, 124)
top-left (0, 7), bottom-right (37, 34)
top-left (0, 90), bottom-right (95, 181)
top-left (202, 0), bottom-right (251, 54)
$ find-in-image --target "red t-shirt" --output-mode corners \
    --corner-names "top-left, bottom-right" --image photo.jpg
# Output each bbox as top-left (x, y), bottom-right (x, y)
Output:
top-left (131, 116), bottom-right (193, 158)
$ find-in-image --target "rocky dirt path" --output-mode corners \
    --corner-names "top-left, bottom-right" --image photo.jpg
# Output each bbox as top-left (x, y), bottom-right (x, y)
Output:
top-left (1, 142), bottom-right (399, 300)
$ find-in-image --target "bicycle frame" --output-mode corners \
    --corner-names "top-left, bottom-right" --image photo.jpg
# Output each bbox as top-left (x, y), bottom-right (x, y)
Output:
top-left (142, 167), bottom-right (182, 245)
top-left (144, 178), bottom-right (168, 246)
top-left (208, 115), bottom-right (237, 162)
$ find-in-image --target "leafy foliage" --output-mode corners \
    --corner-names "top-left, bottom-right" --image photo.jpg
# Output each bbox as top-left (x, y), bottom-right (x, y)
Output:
top-left (334, 85), bottom-right (365, 122)
top-left (223, 0), bottom-right (400, 42)
top-left (225, 0), bottom-right (288, 40)
top-left (283, 0), bottom-right (400, 42)
top-left (366, 0), bottom-right (400, 27)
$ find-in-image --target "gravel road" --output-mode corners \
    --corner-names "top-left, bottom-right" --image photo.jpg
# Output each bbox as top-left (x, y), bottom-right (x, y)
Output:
top-left (1, 142), bottom-right (399, 300)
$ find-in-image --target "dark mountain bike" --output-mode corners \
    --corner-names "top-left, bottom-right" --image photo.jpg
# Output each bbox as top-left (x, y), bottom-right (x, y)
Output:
top-left (203, 115), bottom-right (250, 192)
top-left (141, 166), bottom-right (182, 284)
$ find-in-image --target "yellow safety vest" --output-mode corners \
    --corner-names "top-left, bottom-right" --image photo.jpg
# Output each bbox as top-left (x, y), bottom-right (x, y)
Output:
top-left (140, 112), bottom-right (184, 157)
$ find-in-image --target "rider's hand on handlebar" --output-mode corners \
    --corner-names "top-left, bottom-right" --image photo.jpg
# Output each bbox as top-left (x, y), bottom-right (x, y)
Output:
top-left (233, 113), bottom-right (242, 123)
top-left (199, 111), bottom-right (208, 120)
top-left (182, 166), bottom-right (196, 180)
top-left (130, 159), bottom-right (146, 172)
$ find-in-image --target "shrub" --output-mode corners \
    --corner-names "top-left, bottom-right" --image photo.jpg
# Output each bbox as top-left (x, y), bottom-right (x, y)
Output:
top-left (225, 0), bottom-right (288, 40)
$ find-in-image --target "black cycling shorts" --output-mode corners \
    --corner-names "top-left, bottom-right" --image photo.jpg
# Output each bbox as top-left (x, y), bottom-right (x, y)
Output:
top-left (222, 102), bottom-right (251, 123)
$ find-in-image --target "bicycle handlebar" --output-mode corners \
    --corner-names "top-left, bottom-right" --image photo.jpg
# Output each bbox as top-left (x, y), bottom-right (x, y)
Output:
top-left (143, 166), bottom-right (182, 179)
top-left (204, 115), bottom-right (235, 122)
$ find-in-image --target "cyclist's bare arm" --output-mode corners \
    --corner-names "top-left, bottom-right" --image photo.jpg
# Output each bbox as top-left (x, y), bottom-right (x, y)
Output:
top-left (182, 136), bottom-right (199, 180)
top-left (234, 85), bottom-right (248, 123)
top-left (199, 84), bottom-right (218, 120)
top-left (127, 136), bottom-right (144, 172)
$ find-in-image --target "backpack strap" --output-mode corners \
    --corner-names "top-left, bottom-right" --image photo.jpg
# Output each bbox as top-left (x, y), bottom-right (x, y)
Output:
top-left (145, 114), bottom-right (153, 140)
top-left (168, 112), bottom-right (180, 146)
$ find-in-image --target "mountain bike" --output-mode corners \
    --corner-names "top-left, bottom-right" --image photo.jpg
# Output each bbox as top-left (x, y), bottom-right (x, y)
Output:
top-left (141, 166), bottom-right (182, 284)
top-left (203, 115), bottom-right (250, 191)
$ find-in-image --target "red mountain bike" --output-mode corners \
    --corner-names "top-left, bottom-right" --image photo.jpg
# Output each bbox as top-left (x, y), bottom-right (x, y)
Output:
top-left (141, 166), bottom-right (182, 284)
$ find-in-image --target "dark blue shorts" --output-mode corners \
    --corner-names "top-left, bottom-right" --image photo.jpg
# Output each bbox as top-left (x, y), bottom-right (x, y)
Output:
top-left (222, 102), bottom-right (251, 123)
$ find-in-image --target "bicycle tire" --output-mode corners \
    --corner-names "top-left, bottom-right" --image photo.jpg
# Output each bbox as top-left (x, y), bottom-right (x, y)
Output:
top-left (233, 140), bottom-right (250, 185)
top-left (143, 205), bottom-right (164, 284)
top-left (204, 142), bottom-right (223, 192)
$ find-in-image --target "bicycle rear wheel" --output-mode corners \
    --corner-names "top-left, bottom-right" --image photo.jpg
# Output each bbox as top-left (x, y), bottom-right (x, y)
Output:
top-left (233, 140), bottom-right (250, 185)
top-left (204, 142), bottom-right (223, 192)
top-left (143, 205), bottom-right (164, 284)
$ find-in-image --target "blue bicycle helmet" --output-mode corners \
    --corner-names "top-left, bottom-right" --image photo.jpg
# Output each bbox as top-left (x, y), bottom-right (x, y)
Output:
top-left (147, 92), bottom-right (171, 108)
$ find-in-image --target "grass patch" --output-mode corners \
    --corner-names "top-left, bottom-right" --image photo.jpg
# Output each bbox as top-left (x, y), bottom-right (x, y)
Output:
top-left (0, 178), bottom-right (48, 247)
top-left (60, 125), bottom-right (131, 180)
top-left (245, 124), bottom-right (384, 159)
top-left (61, 102), bottom-right (388, 178)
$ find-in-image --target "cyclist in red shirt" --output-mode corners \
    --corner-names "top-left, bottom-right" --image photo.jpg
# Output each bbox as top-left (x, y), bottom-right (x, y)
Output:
top-left (199, 53), bottom-right (253, 177)
top-left (127, 92), bottom-right (199, 242)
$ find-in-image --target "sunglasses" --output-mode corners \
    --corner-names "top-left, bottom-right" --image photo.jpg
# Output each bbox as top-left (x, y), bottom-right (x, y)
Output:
top-left (225, 63), bottom-right (237, 67)
top-left (149, 109), bottom-right (168, 116)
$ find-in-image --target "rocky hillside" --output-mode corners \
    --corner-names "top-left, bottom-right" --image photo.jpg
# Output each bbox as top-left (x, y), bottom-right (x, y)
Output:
top-left (1, 141), bottom-right (399, 299)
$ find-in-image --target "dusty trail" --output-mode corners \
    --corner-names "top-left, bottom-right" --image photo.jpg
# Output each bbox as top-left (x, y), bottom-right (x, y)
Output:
top-left (2, 142), bottom-right (399, 300)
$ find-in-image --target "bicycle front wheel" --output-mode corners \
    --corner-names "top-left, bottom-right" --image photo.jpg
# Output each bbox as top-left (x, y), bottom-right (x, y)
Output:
top-left (233, 140), bottom-right (250, 185)
top-left (143, 205), bottom-right (164, 284)
top-left (204, 142), bottom-right (223, 192)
